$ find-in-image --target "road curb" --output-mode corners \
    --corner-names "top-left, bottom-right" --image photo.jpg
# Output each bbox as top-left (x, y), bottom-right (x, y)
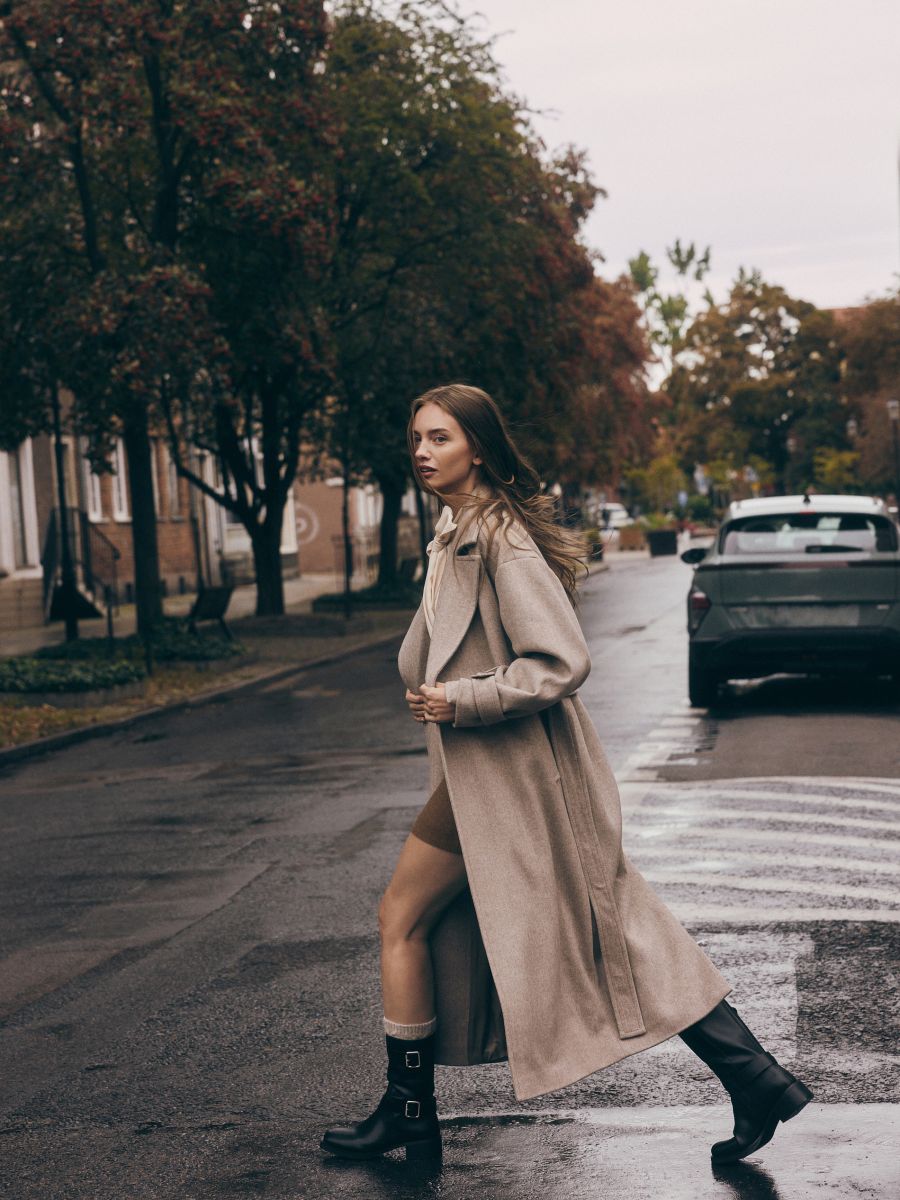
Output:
top-left (0, 557), bottom-right (610, 770)
top-left (0, 627), bottom-right (409, 770)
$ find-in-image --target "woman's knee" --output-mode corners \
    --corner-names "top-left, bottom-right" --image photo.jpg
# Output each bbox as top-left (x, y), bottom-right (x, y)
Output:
top-left (378, 886), bottom-right (429, 945)
top-left (378, 833), bottom-right (468, 944)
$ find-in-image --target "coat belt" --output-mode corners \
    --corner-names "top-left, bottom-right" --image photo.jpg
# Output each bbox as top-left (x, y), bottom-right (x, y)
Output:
top-left (551, 705), bottom-right (646, 1039)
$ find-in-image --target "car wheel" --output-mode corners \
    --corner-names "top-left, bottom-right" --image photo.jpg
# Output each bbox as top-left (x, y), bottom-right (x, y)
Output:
top-left (689, 652), bottom-right (719, 708)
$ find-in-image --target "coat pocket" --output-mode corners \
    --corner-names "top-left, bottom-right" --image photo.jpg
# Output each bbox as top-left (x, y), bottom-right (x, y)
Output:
top-left (472, 666), bottom-right (502, 678)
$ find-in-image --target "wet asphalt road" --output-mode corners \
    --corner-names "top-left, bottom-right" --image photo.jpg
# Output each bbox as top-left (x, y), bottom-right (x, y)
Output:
top-left (0, 552), bottom-right (898, 1198)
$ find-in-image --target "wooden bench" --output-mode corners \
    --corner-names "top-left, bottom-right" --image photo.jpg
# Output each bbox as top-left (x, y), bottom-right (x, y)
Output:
top-left (188, 585), bottom-right (235, 639)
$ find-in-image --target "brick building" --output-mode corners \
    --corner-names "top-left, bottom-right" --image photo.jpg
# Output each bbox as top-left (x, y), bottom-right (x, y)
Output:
top-left (0, 439), bottom-right (43, 633)
top-left (1, 426), bottom-right (424, 640)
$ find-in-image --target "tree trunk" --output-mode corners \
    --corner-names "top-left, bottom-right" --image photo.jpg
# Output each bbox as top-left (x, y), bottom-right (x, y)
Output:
top-left (414, 482), bottom-right (429, 570)
top-left (251, 517), bottom-right (285, 616)
top-left (341, 467), bottom-right (353, 621)
top-left (122, 406), bottom-right (164, 638)
top-left (560, 481), bottom-right (582, 527)
top-left (376, 474), bottom-right (404, 590)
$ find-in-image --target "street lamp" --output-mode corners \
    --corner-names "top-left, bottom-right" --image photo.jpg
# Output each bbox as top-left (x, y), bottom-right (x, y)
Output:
top-left (887, 399), bottom-right (900, 512)
top-left (785, 434), bottom-right (797, 495)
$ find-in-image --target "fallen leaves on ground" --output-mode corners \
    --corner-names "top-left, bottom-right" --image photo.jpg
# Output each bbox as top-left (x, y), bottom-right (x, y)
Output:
top-left (0, 664), bottom-right (256, 749)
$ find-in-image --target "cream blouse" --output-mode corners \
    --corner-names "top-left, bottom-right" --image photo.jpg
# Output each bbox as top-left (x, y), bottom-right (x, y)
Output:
top-left (422, 502), bottom-right (458, 637)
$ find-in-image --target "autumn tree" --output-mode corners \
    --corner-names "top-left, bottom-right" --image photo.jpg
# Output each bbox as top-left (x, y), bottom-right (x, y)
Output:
top-left (839, 286), bottom-right (900, 494)
top-left (666, 268), bottom-right (845, 494)
top-left (322, 0), bottom-right (570, 584)
top-left (544, 274), bottom-right (656, 504)
top-left (0, 1), bottom-right (335, 621)
top-left (323, 1), bottom-right (653, 578)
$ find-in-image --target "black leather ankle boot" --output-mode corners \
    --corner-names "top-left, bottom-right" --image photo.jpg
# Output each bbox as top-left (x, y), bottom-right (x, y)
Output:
top-left (678, 998), bottom-right (813, 1163)
top-left (319, 1031), bottom-right (442, 1161)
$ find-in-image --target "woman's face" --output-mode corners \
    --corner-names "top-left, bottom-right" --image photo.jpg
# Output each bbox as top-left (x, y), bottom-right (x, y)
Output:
top-left (412, 402), bottom-right (482, 496)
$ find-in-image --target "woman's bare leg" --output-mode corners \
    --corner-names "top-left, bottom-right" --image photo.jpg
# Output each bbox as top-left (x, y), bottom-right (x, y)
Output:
top-left (379, 832), bottom-right (468, 1024)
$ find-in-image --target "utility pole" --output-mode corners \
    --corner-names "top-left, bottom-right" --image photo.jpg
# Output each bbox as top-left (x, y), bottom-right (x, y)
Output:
top-left (187, 445), bottom-right (206, 595)
top-left (51, 382), bottom-right (79, 642)
top-left (785, 434), bottom-right (797, 496)
top-left (888, 398), bottom-right (900, 512)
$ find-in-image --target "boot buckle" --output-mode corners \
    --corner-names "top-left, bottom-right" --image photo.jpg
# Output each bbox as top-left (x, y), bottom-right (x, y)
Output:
top-left (405, 1050), bottom-right (421, 1068)
top-left (404, 1099), bottom-right (421, 1119)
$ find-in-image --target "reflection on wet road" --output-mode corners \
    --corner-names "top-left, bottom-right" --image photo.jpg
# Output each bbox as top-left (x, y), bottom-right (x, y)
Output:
top-left (0, 551), bottom-right (898, 1197)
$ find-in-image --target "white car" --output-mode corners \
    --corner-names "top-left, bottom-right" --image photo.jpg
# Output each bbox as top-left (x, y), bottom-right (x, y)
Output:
top-left (600, 502), bottom-right (632, 529)
top-left (681, 493), bottom-right (900, 705)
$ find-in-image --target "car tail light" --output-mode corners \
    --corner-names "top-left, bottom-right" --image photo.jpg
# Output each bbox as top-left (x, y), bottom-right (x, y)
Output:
top-left (688, 588), bottom-right (712, 632)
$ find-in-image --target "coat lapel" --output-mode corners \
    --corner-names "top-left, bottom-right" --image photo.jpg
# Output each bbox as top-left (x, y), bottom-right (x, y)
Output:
top-left (424, 525), bottom-right (482, 686)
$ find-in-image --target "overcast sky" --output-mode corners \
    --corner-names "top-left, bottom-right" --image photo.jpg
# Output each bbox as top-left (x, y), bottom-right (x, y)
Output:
top-left (457, 0), bottom-right (900, 311)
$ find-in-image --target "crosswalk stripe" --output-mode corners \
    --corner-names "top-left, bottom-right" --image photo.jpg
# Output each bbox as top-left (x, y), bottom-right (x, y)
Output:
top-left (643, 789), bottom-right (900, 815)
top-left (639, 870), bottom-right (900, 906)
top-left (629, 848), bottom-right (900, 875)
top-left (746, 776), bottom-right (900, 795)
top-left (627, 827), bottom-right (900, 853)
top-left (618, 760), bottom-right (900, 921)
top-left (634, 806), bottom-right (900, 834)
top-left (644, 905), bottom-right (900, 923)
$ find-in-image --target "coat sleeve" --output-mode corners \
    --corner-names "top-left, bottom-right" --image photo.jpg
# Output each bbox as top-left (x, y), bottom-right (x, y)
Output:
top-left (441, 552), bottom-right (591, 727)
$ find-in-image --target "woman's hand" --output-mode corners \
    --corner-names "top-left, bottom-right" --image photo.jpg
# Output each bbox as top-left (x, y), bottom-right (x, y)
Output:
top-left (407, 682), bottom-right (456, 724)
top-left (405, 687), bottom-right (428, 722)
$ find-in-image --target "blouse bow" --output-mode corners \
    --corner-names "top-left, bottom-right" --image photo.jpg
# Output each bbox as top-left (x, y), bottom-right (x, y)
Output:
top-left (426, 504), bottom-right (458, 556)
top-left (422, 504), bottom-right (458, 637)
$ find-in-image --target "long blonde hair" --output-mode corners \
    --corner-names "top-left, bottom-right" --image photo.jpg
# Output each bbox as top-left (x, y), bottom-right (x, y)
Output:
top-left (408, 384), bottom-right (589, 604)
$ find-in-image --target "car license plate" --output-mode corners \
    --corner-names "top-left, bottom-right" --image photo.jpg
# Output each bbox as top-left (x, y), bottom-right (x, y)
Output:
top-left (729, 604), bottom-right (862, 627)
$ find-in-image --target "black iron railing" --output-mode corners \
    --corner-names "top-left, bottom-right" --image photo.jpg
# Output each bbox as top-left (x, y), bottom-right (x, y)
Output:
top-left (41, 508), bottom-right (121, 620)
top-left (78, 511), bottom-right (120, 607)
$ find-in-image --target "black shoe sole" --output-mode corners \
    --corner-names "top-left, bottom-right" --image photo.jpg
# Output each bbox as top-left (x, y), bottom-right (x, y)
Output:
top-left (711, 1081), bottom-right (814, 1163)
top-left (319, 1134), bottom-right (442, 1161)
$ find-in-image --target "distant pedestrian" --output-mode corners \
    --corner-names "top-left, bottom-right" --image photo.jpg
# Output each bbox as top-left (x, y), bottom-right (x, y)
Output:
top-left (320, 383), bottom-right (812, 1164)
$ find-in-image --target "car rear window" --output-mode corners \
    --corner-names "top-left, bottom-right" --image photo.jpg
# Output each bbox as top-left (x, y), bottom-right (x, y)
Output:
top-left (720, 512), bottom-right (898, 555)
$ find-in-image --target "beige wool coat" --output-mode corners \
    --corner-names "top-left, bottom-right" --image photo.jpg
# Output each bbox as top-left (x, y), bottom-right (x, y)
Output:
top-left (397, 509), bottom-right (732, 1102)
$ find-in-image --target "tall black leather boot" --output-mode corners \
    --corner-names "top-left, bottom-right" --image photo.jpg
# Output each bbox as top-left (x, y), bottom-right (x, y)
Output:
top-left (678, 998), bottom-right (813, 1163)
top-left (319, 1031), bottom-right (442, 1161)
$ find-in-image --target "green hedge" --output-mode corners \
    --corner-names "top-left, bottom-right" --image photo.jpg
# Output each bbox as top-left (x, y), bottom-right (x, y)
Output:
top-left (135, 625), bottom-right (244, 662)
top-left (0, 657), bottom-right (146, 694)
top-left (312, 581), bottom-right (422, 611)
top-left (34, 621), bottom-right (244, 664)
top-left (0, 620), bottom-right (244, 694)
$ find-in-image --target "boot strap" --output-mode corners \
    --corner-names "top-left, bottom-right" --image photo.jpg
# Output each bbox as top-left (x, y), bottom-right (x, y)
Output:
top-left (727, 1053), bottom-right (780, 1093)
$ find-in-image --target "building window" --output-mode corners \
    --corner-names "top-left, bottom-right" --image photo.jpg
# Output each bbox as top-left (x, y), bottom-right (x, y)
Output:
top-left (8, 447), bottom-right (29, 568)
top-left (0, 441), bottom-right (40, 573)
top-left (355, 483), bottom-right (381, 528)
top-left (79, 438), bottom-right (103, 521)
top-left (401, 484), bottom-right (418, 517)
top-left (150, 439), bottom-right (161, 518)
top-left (164, 443), bottom-right (181, 518)
top-left (112, 438), bottom-right (130, 521)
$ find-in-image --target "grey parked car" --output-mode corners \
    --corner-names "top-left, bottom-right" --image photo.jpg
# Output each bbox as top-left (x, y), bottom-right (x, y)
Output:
top-left (681, 493), bottom-right (900, 706)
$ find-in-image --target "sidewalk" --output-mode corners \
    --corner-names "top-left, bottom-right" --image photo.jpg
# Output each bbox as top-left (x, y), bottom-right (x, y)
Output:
top-left (5, 543), bottom-right (620, 660)
top-left (1, 570), bottom-right (346, 660)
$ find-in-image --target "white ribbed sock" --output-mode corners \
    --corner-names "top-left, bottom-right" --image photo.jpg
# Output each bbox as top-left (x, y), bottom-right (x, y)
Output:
top-left (383, 1014), bottom-right (437, 1039)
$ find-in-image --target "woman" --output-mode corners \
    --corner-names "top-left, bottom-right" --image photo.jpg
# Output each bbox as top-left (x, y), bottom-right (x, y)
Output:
top-left (320, 383), bottom-right (812, 1164)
